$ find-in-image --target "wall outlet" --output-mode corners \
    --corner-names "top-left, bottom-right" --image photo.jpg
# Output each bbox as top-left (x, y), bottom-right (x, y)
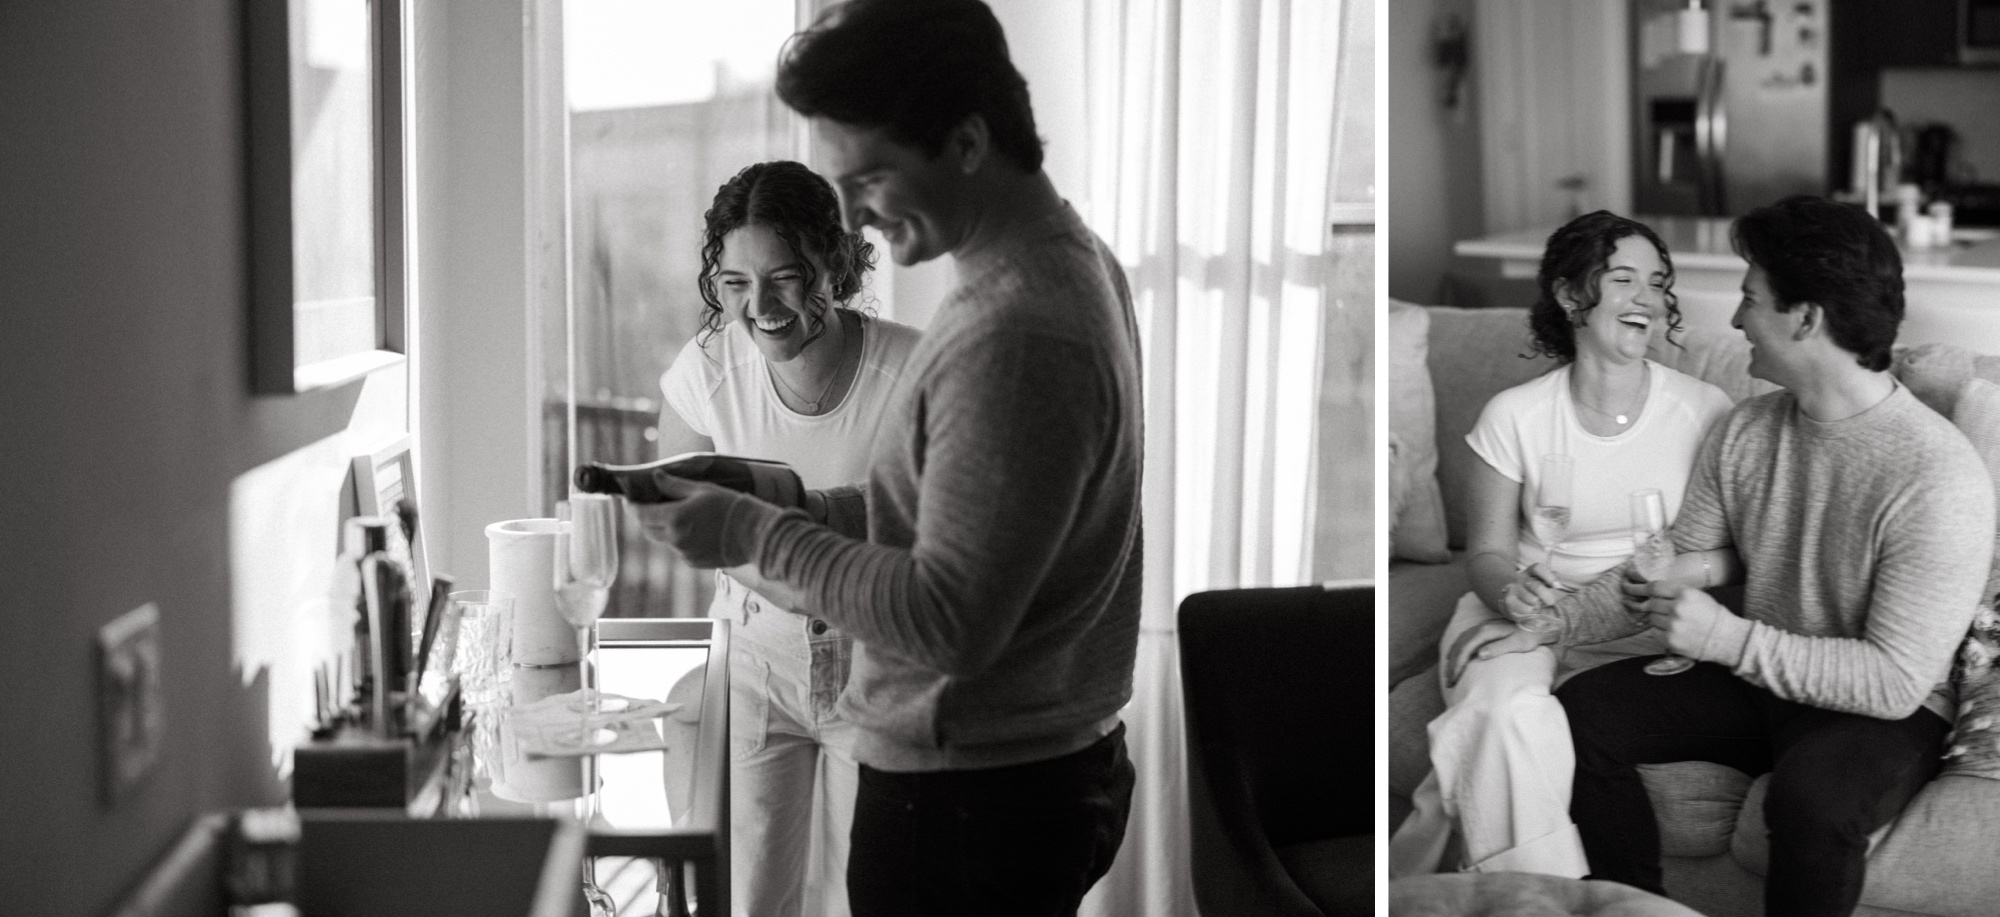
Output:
top-left (99, 602), bottom-right (164, 804)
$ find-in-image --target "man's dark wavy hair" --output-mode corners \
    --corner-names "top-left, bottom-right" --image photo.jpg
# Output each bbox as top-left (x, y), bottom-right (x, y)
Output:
top-left (696, 161), bottom-right (876, 348)
top-left (775, 0), bottom-right (1045, 171)
top-left (1731, 195), bottom-right (1903, 372)
top-left (1527, 211), bottom-right (1683, 363)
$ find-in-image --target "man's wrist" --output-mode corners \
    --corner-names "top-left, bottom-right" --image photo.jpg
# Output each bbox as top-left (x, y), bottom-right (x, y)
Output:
top-left (719, 494), bottom-right (783, 568)
top-left (1696, 610), bottom-right (1755, 667)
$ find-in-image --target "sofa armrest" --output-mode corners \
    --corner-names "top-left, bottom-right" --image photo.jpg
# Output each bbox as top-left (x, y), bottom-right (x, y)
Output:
top-left (1390, 554), bottom-right (1470, 689)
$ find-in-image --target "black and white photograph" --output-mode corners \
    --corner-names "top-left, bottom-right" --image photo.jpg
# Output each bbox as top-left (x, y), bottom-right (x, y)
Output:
top-left (1388, 2), bottom-right (2000, 915)
top-left (1, 0), bottom-right (1373, 915)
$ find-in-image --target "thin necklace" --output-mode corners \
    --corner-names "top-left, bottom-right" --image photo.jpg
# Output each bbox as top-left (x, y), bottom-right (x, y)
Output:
top-left (1574, 365), bottom-right (1647, 426)
top-left (771, 315), bottom-right (848, 414)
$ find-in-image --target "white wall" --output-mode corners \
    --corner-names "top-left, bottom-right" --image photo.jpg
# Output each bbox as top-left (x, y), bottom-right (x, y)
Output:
top-left (417, 0), bottom-right (543, 592)
top-left (0, 2), bottom-right (408, 911)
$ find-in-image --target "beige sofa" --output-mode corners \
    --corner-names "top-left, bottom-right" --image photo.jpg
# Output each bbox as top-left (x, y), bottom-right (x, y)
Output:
top-left (1387, 302), bottom-right (2000, 917)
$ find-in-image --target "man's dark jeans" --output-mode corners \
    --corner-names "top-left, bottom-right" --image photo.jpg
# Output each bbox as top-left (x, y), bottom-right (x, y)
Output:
top-left (846, 723), bottom-right (1136, 917)
top-left (1556, 657), bottom-right (1947, 917)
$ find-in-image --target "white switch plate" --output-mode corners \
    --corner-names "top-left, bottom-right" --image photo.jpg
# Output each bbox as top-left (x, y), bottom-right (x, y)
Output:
top-left (99, 602), bottom-right (164, 804)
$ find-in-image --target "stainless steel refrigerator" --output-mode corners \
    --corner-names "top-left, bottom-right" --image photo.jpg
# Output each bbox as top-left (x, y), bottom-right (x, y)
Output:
top-left (1632, 0), bottom-right (1831, 217)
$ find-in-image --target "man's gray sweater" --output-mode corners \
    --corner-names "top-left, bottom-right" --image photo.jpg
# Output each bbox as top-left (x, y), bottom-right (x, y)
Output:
top-left (1561, 383), bottom-right (1993, 721)
top-left (751, 202), bottom-right (1144, 771)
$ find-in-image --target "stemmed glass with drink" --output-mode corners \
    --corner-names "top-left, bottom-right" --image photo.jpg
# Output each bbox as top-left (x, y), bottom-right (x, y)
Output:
top-left (553, 493), bottom-right (621, 917)
top-left (1512, 454), bottom-right (1575, 634)
top-left (1630, 488), bottom-right (1695, 675)
top-left (554, 494), bottom-right (620, 737)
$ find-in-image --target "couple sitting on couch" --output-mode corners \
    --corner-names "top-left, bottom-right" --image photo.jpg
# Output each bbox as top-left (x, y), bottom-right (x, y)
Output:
top-left (1388, 196), bottom-right (1996, 917)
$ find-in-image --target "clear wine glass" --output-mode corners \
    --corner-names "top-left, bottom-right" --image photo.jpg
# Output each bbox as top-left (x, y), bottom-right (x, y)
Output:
top-left (1631, 488), bottom-right (1695, 676)
top-left (554, 494), bottom-right (619, 735)
top-left (1513, 454), bottom-right (1574, 634)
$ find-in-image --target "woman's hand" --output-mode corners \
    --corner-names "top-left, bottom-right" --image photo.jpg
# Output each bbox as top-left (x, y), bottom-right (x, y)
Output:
top-left (1498, 563), bottom-right (1565, 626)
top-left (1445, 617), bottom-right (1550, 689)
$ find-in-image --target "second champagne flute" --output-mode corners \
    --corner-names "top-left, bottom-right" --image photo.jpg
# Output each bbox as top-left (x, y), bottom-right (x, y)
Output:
top-left (1630, 488), bottom-right (1695, 676)
top-left (553, 494), bottom-right (620, 735)
top-left (1513, 454), bottom-right (1574, 634)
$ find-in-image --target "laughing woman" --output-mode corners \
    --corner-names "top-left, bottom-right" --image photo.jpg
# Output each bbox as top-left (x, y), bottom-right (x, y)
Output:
top-left (1387, 212), bottom-right (1733, 877)
top-left (657, 160), bottom-right (920, 917)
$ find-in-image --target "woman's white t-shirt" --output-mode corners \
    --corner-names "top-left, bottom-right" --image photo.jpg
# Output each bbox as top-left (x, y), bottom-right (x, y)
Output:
top-left (1466, 360), bottom-right (1734, 586)
top-left (660, 311), bottom-right (922, 490)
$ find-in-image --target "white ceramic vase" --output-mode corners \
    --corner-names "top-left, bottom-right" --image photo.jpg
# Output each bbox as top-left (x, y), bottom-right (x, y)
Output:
top-left (485, 518), bottom-right (576, 667)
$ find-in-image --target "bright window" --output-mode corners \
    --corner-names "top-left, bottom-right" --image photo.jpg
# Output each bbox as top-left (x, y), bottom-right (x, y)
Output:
top-left (545, 0), bottom-right (803, 616)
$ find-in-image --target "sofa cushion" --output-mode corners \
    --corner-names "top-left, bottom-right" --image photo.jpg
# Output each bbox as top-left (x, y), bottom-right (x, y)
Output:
top-left (1851, 774), bottom-right (2000, 916)
top-left (1391, 555), bottom-right (1471, 688)
top-left (1391, 302), bottom-right (1453, 563)
top-left (1641, 761), bottom-right (1755, 858)
top-left (1389, 664), bottom-right (1447, 800)
top-left (1893, 341), bottom-right (2000, 412)
top-left (1644, 322), bottom-right (1775, 405)
top-left (1423, 307), bottom-right (1557, 547)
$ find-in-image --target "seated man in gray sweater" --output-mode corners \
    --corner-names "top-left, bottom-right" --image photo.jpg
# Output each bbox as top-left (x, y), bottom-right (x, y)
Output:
top-left (1513, 196), bottom-right (1993, 917)
top-left (633, 1), bottom-right (1143, 915)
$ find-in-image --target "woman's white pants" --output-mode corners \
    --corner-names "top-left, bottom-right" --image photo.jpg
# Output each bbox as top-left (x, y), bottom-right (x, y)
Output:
top-left (1387, 592), bottom-right (1591, 878)
top-left (723, 576), bottom-right (858, 917)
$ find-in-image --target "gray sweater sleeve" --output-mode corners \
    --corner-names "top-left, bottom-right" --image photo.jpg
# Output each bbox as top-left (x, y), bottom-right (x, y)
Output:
top-left (750, 326), bottom-right (1113, 679)
top-left (1552, 415), bottom-right (1739, 646)
top-left (1733, 437), bottom-right (1993, 719)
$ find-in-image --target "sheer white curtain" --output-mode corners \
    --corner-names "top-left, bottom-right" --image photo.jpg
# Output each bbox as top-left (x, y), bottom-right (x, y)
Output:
top-left (1078, 0), bottom-right (1369, 913)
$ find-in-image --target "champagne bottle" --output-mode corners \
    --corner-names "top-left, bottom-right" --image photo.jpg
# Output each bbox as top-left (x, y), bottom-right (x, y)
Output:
top-left (575, 452), bottom-right (805, 508)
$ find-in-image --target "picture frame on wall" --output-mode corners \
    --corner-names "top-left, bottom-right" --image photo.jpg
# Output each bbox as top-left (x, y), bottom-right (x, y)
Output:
top-left (351, 434), bottom-right (430, 613)
top-left (245, 0), bottom-right (408, 394)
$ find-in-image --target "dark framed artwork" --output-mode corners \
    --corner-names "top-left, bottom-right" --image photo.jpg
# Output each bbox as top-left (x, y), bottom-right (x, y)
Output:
top-left (246, 0), bottom-right (407, 394)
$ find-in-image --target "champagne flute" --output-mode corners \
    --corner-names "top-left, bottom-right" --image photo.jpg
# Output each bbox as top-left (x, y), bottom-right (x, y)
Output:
top-left (553, 494), bottom-right (619, 737)
top-left (1631, 488), bottom-right (1695, 676)
top-left (1513, 454), bottom-right (1574, 634)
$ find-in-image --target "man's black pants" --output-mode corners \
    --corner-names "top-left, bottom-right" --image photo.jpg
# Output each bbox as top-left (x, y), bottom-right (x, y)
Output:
top-left (1556, 657), bottom-right (1947, 917)
top-left (846, 722), bottom-right (1136, 917)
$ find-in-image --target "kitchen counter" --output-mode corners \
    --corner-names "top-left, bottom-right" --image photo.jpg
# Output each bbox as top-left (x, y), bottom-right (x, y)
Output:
top-left (1454, 216), bottom-right (2000, 349)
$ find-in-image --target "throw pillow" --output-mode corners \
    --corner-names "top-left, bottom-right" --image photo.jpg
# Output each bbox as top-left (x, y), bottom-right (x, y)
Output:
top-left (1389, 302), bottom-right (1452, 563)
top-left (1896, 343), bottom-right (1978, 418)
top-left (1945, 377), bottom-right (2000, 780)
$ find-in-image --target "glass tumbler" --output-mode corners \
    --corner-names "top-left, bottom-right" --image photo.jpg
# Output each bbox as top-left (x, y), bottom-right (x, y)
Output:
top-left (448, 590), bottom-right (515, 707)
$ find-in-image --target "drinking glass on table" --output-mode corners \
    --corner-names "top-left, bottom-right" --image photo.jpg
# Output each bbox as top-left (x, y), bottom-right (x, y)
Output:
top-left (446, 591), bottom-right (514, 707)
top-left (1512, 454), bottom-right (1574, 634)
top-left (553, 494), bottom-right (620, 734)
top-left (1630, 488), bottom-right (1695, 676)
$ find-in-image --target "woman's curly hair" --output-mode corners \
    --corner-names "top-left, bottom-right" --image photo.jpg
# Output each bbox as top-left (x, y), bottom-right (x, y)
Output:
top-left (696, 161), bottom-right (876, 348)
top-left (1527, 211), bottom-right (1683, 363)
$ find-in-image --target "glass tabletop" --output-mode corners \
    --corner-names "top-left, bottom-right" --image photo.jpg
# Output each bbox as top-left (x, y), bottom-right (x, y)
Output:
top-left (441, 618), bottom-right (730, 913)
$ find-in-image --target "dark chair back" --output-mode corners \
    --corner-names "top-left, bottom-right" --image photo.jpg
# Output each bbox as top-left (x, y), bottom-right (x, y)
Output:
top-left (1179, 583), bottom-right (1374, 917)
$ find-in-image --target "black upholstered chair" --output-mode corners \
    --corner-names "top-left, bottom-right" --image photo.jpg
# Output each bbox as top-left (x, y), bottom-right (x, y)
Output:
top-left (1179, 583), bottom-right (1374, 917)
